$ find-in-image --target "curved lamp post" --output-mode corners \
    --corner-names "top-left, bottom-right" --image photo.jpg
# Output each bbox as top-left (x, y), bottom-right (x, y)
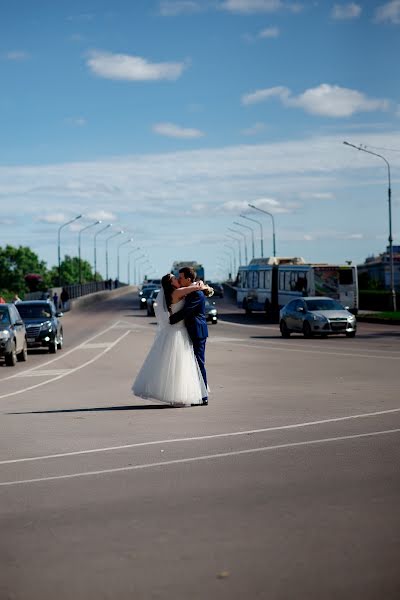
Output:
top-left (235, 220), bottom-right (255, 260)
top-left (117, 237), bottom-right (133, 283)
top-left (78, 220), bottom-right (101, 285)
top-left (94, 223), bottom-right (112, 282)
top-left (105, 230), bottom-right (123, 281)
top-left (343, 140), bottom-right (396, 311)
top-left (240, 213), bottom-right (264, 258)
top-left (58, 214), bottom-right (82, 285)
top-left (226, 234), bottom-right (242, 266)
top-left (228, 227), bottom-right (248, 264)
top-left (134, 254), bottom-right (145, 285)
top-left (128, 248), bottom-right (140, 285)
top-left (248, 204), bottom-right (276, 257)
top-left (224, 243), bottom-right (237, 275)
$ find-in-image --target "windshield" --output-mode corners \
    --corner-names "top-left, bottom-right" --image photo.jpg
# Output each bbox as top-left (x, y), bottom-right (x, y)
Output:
top-left (305, 299), bottom-right (345, 311)
top-left (0, 308), bottom-right (10, 324)
top-left (16, 304), bottom-right (52, 319)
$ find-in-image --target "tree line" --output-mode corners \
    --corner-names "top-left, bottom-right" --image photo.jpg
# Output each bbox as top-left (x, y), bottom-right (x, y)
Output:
top-left (0, 245), bottom-right (97, 301)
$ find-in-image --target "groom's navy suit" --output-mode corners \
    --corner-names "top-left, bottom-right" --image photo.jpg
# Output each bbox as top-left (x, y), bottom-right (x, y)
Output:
top-left (169, 290), bottom-right (208, 392)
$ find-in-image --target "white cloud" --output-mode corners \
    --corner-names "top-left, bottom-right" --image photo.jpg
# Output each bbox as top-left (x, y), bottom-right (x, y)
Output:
top-left (86, 50), bottom-right (187, 81)
top-left (158, 1), bottom-right (203, 15)
top-left (65, 117), bottom-right (87, 127)
top-left (299, 192), bottom-right (335, 200)
top-left (331, 3), bottom-right (361, 20)
top-left (241, 122), bottom-right (267, 135)
top-left (375, 0), bottom-right (400, 23)
top-left (36, 213), bottom-right (68, 224)
top-left (242, 85), bottom-right (290, 105)
top-left (220, 0), bottom-right (302, 13)
top-left (87, 210), bottom-right (116, 221)
top-left (259, 26), bottom-right (280, 37)
top-left (242, 83), bottom-right (390, 117)
top-left (3, 51), bottom-right (30, 61)
top-left (152, 122), bottom-right (204, 138)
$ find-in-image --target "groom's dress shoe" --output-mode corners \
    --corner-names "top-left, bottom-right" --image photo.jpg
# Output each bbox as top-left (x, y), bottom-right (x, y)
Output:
top-left (202, 398), bottom-right (208, 406)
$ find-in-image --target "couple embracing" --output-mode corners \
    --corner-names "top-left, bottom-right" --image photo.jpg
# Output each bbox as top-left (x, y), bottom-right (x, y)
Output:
top-left (132, 267), bottom-right (212, 407)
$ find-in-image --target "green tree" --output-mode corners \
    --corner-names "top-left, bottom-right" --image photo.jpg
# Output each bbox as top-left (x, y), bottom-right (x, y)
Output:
top-left (48, 255), bottom-right (95, 286)
top-left (0, 245), bottom-right (50, 297)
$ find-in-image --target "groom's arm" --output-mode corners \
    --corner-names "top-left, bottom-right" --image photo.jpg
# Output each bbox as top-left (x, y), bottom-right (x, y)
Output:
top-left (169, 291), bottom-right (203, 325)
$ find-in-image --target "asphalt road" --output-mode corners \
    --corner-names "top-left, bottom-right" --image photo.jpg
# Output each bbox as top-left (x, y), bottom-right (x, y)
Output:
top-left (1, 289), bottom-right (399, 600)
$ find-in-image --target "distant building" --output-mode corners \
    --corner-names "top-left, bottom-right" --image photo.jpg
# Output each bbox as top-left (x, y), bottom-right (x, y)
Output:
top-left (358, 245), bottom-right (400, 290)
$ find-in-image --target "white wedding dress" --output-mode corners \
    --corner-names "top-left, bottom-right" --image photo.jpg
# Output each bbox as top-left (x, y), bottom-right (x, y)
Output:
top-left (132, 297), bottom-right (207, 407)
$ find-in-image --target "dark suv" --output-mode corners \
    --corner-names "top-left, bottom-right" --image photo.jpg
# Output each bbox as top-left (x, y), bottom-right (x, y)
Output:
top-left (0, 303), bottom-right (28, 366)
top-left (16, 300), bottom-right (64, 354)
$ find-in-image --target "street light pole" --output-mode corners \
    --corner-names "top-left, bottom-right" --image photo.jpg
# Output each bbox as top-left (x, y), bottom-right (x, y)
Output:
top-left (343, 140), bottom-right (396, 311)
top-left (221, 250), bottom-right (233, 278)
top-left (117, 238), bottom-right (133, 283)
top-left (248, 204), bottom-right (276, 257)
top-left (105, 230), bottom-right (123, 281)
top-left (240, 213), bottom-right (264, 258)
top-left (128, 249), bottom-right (140, 285)
top-left (134, 254), bottom-right (145, 285)
top-left (227, 234), bottom-right (242, 266)
top-left (235, 220), bottom-right (255, 259)
top-left (228, 227), bottom-right (248, 264)
top-left (224, 243), bottom-right (237, 275)
top-left (78, 220), bottom-right (101, 285)
top-left (94, 224), bottom-right (112, 282)
top-left (58, 214), bottom-right (82, 286)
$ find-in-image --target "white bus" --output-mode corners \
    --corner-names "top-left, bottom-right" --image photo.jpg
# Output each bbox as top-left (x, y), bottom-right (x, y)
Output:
top-left (237, 257), bottom-right (358, 317)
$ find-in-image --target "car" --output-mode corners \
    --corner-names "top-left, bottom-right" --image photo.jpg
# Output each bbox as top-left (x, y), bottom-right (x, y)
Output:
top-left (279, 296), bottom-right (357, 338)
top-left (146, 289), bottom-right (160, 316)
top-left (205, 299), bottom-right (218, 324)
top-left (16, 299), bottom-right (64, 353)
top-left (208, 282), bottom-right (224, 298)
top-left (0, 303), bottom-right (28, 366)
top-left (139, 286), bottom-right (159, 309)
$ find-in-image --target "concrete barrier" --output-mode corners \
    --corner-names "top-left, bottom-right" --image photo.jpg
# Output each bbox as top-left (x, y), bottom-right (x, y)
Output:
top-left (70, 285), bottom-right (137, 310)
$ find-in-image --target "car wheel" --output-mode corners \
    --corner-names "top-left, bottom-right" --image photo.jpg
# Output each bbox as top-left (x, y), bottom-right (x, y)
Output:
top-left (5, 342), bottom-right (17, 366)
top-left (345, 331), bottom-right (356, 338)
top-left (17, 339), bottom-right (28, 362)
top-left (57, 330), bottom-right (64, 350)
top-left (303, 321), bottom-right (313, 338)
top-left (280, 320), bottom-right (291, 338)
top-left (243, 300), bottom-right (252, 315)
top-left (212, 319), bottom-right (218, 324)
top-left (49, 340), bottom-right (57, 354)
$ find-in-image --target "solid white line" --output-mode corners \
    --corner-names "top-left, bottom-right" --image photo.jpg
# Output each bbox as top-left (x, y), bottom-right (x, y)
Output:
top-left (216, 340), bottom-right (400, 360)
top-left (0, 331), bottom-right (131, 400)
top-left (1, 428), bottom-right (399, 487)
top-left (2, 404), bottom-right (400, 465)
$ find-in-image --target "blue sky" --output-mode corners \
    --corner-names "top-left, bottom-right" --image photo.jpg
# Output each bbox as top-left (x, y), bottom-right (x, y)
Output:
top-left (1, 0), bottom-right (400, 282)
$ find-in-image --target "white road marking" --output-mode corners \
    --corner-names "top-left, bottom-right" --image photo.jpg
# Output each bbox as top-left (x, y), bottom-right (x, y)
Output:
top-left (14, 369), bottom-right (73, 378)
top-left (1, 428), bottom-right (399, 486)
top-left (2, 404), bottom-right (400, 465)
top-left (0, 321), bottom-right (124, 382)
top-left (215, 340), bottom-right (400, 360)
top-left (0, 331), bottom-right (130, 401)
top-left (80, 343), bottom-right (112, 349)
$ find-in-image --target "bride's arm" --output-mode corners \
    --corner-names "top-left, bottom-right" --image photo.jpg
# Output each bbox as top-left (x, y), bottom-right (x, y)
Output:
top-left (171, 281), bottom-right (205, 301)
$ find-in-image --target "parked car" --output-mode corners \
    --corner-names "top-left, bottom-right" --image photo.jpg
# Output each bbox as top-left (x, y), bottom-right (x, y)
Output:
top-left (139, 286), bottom-right (159, 309)
top-left (0, 303), bottom-right (28, 366)
top-left (205, 299), bottom-right (218, 324)
top-left (279, 296), bottom-right (357, 338)
top-left (147, 289), bottom-right (160, 316)
top-left (16, 299), bottom-right (64, 353)
top-left (208, 282), bottom-right (224, 298)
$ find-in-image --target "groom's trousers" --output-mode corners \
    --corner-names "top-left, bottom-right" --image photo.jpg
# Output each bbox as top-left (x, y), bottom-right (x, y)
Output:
top-left (192, 338), bottom-right (207, 389)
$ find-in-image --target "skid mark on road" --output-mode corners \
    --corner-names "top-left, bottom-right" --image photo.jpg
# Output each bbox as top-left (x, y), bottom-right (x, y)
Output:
top-left (1, 428), bottom-right (399, 486)
top-left (2, 404), bottom-right (400, 465)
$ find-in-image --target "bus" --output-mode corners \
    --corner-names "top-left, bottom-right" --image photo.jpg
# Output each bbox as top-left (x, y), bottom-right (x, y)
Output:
top-left (236, 257), bottom-right (358, 318)
top-left (172, 261), bottom-right (205, 281)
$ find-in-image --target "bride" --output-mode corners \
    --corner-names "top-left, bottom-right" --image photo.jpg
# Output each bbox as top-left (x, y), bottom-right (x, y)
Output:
top-left (132, 273), bottom-right (208, 407)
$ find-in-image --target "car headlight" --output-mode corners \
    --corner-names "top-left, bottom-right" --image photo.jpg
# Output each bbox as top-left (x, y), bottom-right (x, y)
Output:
top-left (40, 321), bottom-right (53, 332)
top-left (141, 297), bottom-right (147, 303)
top-left (348, 315), bottom-right (356, 322)
top-left (312, 314), bottom-right (327, 322)
top-left (0, 330), bottom-right (10, 340)
top-left (153, 302), bottom-right (158, 307)
top-left (209, 309), bottom-right (217, 315)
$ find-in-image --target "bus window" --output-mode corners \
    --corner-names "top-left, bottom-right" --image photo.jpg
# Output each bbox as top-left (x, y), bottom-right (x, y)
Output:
top-left (279, 271), bottom-right (285, 290)
top-left (339, 269), bottom-right (353, 285)
top-left (265, 270), bottom-right (271, 290)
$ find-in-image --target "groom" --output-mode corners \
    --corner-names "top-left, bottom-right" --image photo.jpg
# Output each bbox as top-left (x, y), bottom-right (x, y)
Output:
top-left (169, 266), bottom-right (209, 405)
